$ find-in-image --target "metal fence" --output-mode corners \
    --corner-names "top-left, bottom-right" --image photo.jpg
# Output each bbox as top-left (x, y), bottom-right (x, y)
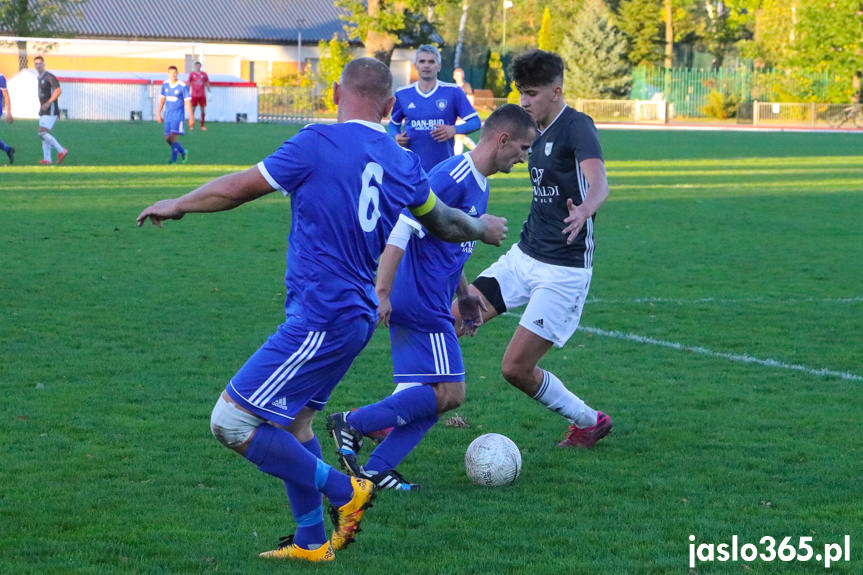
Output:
top-left (258, 86), bottom-right (319, 123)
top-left (753, 102), bottom-right (863, 128)
top-left (632, 67), bottom-right (855, 120)
top-left (572, 99), bottom-right (666, 123)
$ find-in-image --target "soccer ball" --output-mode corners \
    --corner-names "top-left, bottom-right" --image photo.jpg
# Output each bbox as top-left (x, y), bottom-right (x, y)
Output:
top-left (464, 433), bottom-right (522, 487)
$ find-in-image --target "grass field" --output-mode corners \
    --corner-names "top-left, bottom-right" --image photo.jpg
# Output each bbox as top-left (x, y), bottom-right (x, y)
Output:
top-left (1, 120), bottom-right (862, 574)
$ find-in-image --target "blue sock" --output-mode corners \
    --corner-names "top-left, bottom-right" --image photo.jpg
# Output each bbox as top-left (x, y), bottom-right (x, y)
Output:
top-left (287, 436), bottom-right (326, 550)
top-left (347, 385), bottom-right (438, 434)
top-left (0, 140), bottom-right (9, 152)
top-left (175, 141), bottom-right (186, 155)
top-left (170, 143), bottom-right (178, 162)
top-left (244, 424), bottom-right (353, 508)
top-left (364, 414), bottom-right (439, 472)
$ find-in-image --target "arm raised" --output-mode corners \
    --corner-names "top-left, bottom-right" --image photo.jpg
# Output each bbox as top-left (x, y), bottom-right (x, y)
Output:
top-left (136, 167), bottom-right (275, 227)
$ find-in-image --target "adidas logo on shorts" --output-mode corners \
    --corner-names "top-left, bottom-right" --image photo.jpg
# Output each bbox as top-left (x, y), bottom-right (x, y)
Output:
top-left (533, 318), bottom-right (544, 328)
top-left (271, 397), bottom-right (287, 410)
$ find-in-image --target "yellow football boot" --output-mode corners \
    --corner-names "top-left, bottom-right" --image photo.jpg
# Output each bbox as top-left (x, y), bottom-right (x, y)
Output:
top-left (329, 476), bottom-right (376, 550)
top-left (258, 534), bottom-right (335, 562)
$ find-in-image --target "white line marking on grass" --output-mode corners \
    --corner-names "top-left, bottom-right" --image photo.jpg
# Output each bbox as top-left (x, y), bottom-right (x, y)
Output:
top-left (588, 296), bottom-right (863, 305)
top-left (500, 312), bottom-right (862, 382)
top-left (581, 326), bottom-right (863, 382)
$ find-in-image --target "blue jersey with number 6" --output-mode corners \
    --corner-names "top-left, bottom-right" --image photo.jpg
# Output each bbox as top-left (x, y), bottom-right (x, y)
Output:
top-left (258, 120), bottom-right (431, 328)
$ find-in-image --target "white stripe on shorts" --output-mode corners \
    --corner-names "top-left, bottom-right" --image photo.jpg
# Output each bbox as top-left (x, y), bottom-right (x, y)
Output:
top-left (249, 331), bottom-right (326, 407)
top-left (429, 333), bottom-right (450, 375)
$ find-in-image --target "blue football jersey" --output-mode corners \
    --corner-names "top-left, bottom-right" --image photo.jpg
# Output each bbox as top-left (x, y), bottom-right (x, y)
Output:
top-left (160, 81), bottom-right (190, 119)
top-left (0, 74), bottom-right (6, 116)
top-left (391, 81), bottom-right (478, 172)
top-left (258, 120), bottom-right (432, 328)
top-left (389, 153), bottom-right (489, 332)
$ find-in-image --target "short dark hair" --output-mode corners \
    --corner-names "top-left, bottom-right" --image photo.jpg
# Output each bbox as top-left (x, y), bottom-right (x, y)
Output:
top-left (168, 65), bottom-right (178, 72)
top-left (482, 103), bottom-right (537, 140)
top-left (33, 55), bottom-right (44, 63)
top-left (340, 57), bottom-right (393, 101)
top-left (509, 50), bottom-right (564, 89)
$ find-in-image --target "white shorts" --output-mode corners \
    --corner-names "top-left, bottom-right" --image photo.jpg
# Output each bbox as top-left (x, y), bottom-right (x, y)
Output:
top-left (478, 244), bottom-right (591, 348)
top-left (38, 115), bottom-right (58, 130)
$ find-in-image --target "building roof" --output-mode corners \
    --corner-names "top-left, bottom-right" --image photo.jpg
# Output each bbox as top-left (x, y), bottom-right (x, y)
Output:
top-left (45, 0), bottom-right (351, 44)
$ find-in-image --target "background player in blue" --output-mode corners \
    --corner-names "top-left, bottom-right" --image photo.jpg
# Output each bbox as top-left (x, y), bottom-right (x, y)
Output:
top-left (136, 58), bottom-right (507, 562)
top-left (157, 65), bottom-right (193, 164)
top-left (453, 50), bottom-right (614, 449)
top-left (387, 44), bottom-right (481, 172)
top-left (0, 72), bottom-right (14, 164)
top-left (327, 105), bottom-right (537, 491)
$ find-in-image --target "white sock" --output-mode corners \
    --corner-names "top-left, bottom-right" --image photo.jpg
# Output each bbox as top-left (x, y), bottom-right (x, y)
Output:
top-left (43, 132), bottom-right (63, 152)
top-left (533, 369), bottom-right (597, 428)
top-left (41, 140), bottom-right (51, 161)
top-left (392, 382), bottom-right (421, 395)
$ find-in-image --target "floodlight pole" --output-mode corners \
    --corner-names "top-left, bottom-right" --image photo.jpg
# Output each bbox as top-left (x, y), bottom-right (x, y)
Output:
top-left (297, 18), bottom-right (306, 85)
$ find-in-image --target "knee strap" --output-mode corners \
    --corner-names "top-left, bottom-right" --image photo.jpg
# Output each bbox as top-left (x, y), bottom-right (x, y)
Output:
top-left (210, 395), bottom-right (264, 448)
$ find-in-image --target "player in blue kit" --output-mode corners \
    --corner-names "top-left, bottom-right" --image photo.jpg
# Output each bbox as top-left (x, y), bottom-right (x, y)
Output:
top-left (387, 45), bottom-right (481, 172)
top-left (0, 72), bottom-right (14, 164)
top-left (157, 66), bottom-right (193, 164)
top-left (137, 58), bottom-right (507, 562)
top-left (327, 105), bottom-right (537, 490)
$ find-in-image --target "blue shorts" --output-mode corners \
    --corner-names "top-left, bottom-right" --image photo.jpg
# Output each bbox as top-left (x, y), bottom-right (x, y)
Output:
top-left (226, 316), bottom-right (375, 426)
top-left (164, 115), bottom-right (185, 136)
top-left (390, 322), bottom-right (465, 385)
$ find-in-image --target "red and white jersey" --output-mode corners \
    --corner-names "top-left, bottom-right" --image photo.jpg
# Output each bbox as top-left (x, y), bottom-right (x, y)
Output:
top-left (188, 70), bottom-right (209, 98)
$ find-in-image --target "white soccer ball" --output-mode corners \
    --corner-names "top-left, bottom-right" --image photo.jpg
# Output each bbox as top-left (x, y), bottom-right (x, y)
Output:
top-left (464, 433), bottom-right (522, 487)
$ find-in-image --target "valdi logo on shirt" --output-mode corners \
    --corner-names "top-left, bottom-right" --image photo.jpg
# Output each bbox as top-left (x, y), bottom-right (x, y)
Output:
top-left (530, 167), bottom-right (544, 186)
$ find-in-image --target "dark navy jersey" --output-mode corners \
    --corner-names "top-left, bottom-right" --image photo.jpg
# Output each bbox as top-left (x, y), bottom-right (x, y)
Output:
top-left (518, 106), bottom-right (603, 268)
top-left (390, 153), bottom-right (489, 332)
top-left (391, 81), bottom-right (478, 172)
top-left (258, 120), bottom-right (432, 329)
top-left (37, 72), bottom-right (61, 116)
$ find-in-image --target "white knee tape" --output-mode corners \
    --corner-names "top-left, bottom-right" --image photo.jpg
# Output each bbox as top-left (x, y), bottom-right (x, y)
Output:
top-left (210, 396), bottom-right (264, 448)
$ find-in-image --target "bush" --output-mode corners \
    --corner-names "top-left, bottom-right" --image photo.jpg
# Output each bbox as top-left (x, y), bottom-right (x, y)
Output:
top-left (507, 81), bottom-right (520, 105)
top-left (702, 90), bottom-right (739, 119)
top-left (485, 51), bottom-right (507, 98)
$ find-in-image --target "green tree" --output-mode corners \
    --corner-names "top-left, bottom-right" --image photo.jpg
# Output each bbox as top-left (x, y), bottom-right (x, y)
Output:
top-left (743, 0), bottom-right (793, 67)
top-left (792, 0), bottom-right (863, 75)
top-left (317, 34), bottom-right (353, 111)
top-left (560, 0), bottom-right (632, 98)
top-left (617, 0), bottom-right (664, 66)
top-left (485, 51), bottom-right (507, 97)
top-left (701, 0), bottom-right (758, 68)
top-left (336, 0), bottom-right (457, 65)
top-left (0, 0), bottom-right (86, 70)
top-left (537, 6), bottom-right (553, 50)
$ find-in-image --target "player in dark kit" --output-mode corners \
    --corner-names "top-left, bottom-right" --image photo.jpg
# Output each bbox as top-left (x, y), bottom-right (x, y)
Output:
top-left (34, 56), bottom-right (68, 165)
top-left (452, 49), bottom-right (614, 448)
